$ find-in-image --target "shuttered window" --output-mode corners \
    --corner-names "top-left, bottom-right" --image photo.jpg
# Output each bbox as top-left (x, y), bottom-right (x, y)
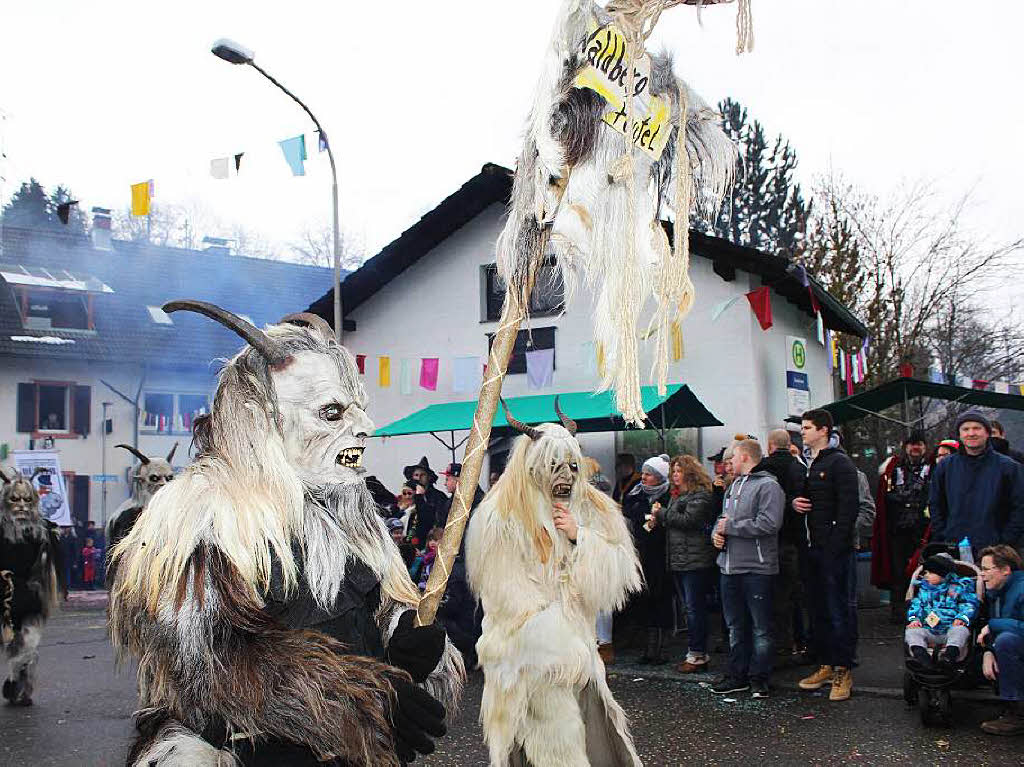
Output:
top-left (15, 382), bottom-right (91, 437)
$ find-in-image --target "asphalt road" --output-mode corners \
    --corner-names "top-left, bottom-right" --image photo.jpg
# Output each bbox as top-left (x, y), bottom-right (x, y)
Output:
top-left (2, 597), bottom-right (1021, 766)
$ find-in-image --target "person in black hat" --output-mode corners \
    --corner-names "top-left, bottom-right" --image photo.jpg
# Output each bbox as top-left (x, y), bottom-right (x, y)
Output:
top-left (441, 463), bottom-right (485, 518)
top-left (872, 430), bottom-right (931, 622)
top-left (613, 453), bottom-right (641, 503)
top-left (404, 457), bottom-right (448, 543)
top-left (931, 411), bottom-right (1024, 556)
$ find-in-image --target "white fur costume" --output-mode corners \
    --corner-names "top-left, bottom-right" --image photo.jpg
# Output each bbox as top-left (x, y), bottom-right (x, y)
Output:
top-left (466, 418), bottom-right (643, 766)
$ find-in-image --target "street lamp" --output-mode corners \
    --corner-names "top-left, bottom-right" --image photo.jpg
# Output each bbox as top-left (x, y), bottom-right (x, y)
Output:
top-left (211, 38), bottom-right (344, 344)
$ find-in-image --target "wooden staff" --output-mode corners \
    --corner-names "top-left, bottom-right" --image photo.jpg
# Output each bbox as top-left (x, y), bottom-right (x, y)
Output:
top-left (416, 226), bottom-right (549, 625)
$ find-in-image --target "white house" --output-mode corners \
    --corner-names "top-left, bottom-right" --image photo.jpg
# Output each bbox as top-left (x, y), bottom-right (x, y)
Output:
top-left (0, 218), bottom-right (332, 528)
top-left (309, 163), bottom-right (867, 493)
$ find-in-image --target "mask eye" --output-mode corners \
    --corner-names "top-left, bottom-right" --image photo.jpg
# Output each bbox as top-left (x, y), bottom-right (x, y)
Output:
top-left (320, 403), bottom-right (344, 422)
top-left (569, 463), bottom-right (578, 472)
top-left (149, 475), bottom-right (161, 483)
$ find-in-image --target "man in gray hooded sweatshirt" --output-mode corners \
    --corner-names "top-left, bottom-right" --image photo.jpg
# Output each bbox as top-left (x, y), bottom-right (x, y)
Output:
top-left (711, 439), bottom-right (784, 698)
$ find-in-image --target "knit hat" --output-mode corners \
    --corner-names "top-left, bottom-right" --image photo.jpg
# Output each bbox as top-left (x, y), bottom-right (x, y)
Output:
top-left (921, 553), bottom-right (955, 579)
top-left (642, 454), bottom-right (671, 482)
top-left (386, 518), bottom-right (404, 531)
top-left (955, 410), bottom-right (992, 434)
top-left (938, 439), bottom-right (960, 452)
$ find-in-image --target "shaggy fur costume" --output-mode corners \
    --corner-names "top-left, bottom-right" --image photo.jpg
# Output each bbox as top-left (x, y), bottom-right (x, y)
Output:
top-left (109, 310), bottom-right (463, 766)
top-left (0, 469), bottom-right (61, 706)
top-left (498, 0), bottom-right (735, 424)
top-left (466, 422), bottom-right (643, 766)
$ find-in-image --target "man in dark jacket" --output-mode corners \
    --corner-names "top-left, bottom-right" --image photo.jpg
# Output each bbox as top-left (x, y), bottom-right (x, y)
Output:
top-left (755, 428), bottom-right (807, 659)
top-left (930, 411), bottom-right (1024, 554)
top-left (405, 457), bottom-right (449, 543)
top-left (794, 409), bottom-right (860, 702)
top-left (871, 431), bottom-right (931, 622)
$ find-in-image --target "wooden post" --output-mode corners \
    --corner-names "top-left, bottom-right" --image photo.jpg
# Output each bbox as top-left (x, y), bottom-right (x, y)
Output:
top-left (416, 247), bottom-right (543, 625)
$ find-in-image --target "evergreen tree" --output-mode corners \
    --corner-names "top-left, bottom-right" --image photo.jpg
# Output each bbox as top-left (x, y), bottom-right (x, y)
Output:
top-left (703, 98), bottom-right (810, 259)
top-left (2, 178), bottom-right (86, 235)
top-left (49, 185), bottom-right (88, 236)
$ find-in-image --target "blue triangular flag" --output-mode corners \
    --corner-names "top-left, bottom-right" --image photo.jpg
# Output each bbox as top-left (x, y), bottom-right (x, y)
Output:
top-left (318, 130), bottom-right (329, 153)
top-left (278, 134), bottom-right (307, 176)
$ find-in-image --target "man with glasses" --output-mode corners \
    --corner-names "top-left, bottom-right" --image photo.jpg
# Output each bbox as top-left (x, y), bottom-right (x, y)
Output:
top-left (977, 545), bottom-right (1024, 736)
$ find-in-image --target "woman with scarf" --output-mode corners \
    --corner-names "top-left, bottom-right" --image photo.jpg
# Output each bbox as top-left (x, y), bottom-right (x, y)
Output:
top-left (622, 454), bottom-right (674, 664)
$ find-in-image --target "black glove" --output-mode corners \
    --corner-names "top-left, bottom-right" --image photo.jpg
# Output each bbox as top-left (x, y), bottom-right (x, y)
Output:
top-left (387, 674), bottom-right (447, 764)
top-left (386, 610), bottom-right (447, 683)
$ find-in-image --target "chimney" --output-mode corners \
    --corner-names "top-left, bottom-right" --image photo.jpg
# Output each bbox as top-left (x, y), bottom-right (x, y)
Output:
top-left (91, 207), bottom-right (112, 250)
top-left (202, 236), bottom-right (232, 256)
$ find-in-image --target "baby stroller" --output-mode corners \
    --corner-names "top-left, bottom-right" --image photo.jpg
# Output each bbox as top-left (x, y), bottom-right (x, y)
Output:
top-left (901, 543), bottom-right (984, 727)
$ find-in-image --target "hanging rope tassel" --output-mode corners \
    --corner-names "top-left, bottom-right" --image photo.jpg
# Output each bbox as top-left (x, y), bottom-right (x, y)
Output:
top-left (736, 0), bottom-right (755, 55)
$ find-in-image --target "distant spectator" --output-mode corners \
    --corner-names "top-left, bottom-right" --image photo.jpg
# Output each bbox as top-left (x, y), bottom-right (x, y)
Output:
top-left (441, 462), bottom-right (485, 522)
top-left (411, 527), bottom-right (444, 591)
top-left (364, 475), bottom-right (398, 516)
top-left (622, 454), bottom-right (673, 664)
top-left (387, 518), bottom-right (416, 570)
top-left (587, 457), bottom-right (616, 665)
top-left (991, 420), bottom-right (1024, 464)
top-left (654, 455), bottom-right (715, 673)
top-left (930, 411), bottom-right (1024, 554)
top-left (754, 429), bottom-right (807, 659)
top-left (978, 545), bottom-right (1024, 736)
top-left (613, 453), bottom-right (642, 503)
top-left (585, 457), bottom-right (612, 496)
top-left (933, 439), bottom-right (959, 464)
top-left (873, 431), bottom-right (931, 623)
top-left (710, 439), bottom-right (783, 699)
top-left (404, 457), bottom-right (448, 543)
top-left (81, 538), bottom-right (97, 590)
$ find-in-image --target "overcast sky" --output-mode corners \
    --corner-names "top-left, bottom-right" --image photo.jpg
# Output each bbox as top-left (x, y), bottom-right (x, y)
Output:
top-left (2, 1), bottom-right (1022, 301)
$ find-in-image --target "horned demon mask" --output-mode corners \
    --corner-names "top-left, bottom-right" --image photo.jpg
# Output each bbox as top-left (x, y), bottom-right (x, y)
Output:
top-left (117, 443), bottom-right (177, 507)
top-left (162, 302), bottom-right (373, 488)
top-left (502, 397), bottom-right (582, 501)
top-left (0, 469), bottom-right (41, 524)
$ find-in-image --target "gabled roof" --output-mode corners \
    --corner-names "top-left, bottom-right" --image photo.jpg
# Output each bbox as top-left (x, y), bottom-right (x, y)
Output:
top-left (307, 163), bottom-right (867, 339)
top-left (0, 226), bottom-right (332, 369)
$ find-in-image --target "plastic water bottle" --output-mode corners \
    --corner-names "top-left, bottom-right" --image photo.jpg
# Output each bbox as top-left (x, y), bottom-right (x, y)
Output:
top-left (958, 537), bottom-right (974, 564)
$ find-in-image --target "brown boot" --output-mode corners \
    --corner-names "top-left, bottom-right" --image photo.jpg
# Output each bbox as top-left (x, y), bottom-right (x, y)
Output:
top-left (829, 667), bottom-right (853, 701)
top-left (598, 643), bottom-right (615, 666)
top-left (981, 702), bottom-right (1024, 736)
top-left (798, 665), bottom-right (833, 690)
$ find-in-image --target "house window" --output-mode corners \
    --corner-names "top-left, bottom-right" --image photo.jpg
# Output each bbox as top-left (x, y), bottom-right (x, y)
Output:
top-left (16, 382), bottom-right (91, 437)
top-left (486, 327), bottom-right (556, 375)
top-left (147, 306), bottom-right (173, 325)
top-left (22, 289), bottom-right (91, 330)
top-left (482, 259), bottom-right (564, 322)
top-left (141, 392), bottom-right (210, 435)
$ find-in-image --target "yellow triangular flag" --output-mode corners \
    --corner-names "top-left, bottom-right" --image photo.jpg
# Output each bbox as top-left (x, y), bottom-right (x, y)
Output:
top-left (596, 343), bottom-right (606, 379)
top-left (131, 181), bottom-right (151, 216)
top-left (670, 322), bottom-right (683, 362)
top-left (379, 356), bottom-right (391, 388)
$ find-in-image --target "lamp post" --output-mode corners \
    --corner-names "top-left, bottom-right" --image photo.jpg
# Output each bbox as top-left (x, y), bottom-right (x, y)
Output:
top-left (211, 38), bottom-right (343, 343)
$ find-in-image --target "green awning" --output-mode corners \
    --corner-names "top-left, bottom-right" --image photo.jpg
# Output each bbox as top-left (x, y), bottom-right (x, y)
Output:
top-left (375, 384), bottom-right (722, 437)
top-left (822, 376), bottom-right (1024, 426)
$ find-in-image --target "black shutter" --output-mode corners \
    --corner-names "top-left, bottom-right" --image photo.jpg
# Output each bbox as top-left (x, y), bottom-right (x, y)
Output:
top-left (73, 385), bottom-right (91, 437)
top-left (71, 475), bottom-right (90, 528)
top-left (16, 383), bottom-right (36, 433)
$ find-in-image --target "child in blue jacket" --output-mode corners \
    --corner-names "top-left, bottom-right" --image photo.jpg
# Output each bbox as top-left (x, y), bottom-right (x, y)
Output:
top-left (905, 553), bottom-right (981, 668)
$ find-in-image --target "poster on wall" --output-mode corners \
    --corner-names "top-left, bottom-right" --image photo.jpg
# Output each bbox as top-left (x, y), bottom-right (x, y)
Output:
top-left (10, 449), bottom-right (72, 526)
top-left (785, 336), bottom-right (810, 419)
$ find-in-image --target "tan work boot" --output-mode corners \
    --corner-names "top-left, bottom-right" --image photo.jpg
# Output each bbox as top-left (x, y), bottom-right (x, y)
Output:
top-left (981, 702), bottom-right (1024, 736)
top-left (830, 666), bottom-right (853, 701)
top-left (798, 665), bottom-right (833, 690)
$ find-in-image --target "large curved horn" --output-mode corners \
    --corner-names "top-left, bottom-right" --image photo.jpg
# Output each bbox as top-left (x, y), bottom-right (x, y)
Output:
top-left (163, 300), bottom-right (288, 366)
top-left (554, 395), bottom-right (578, 436)
top-left (279, 312), bottom-right (335, 342)
top-left (116, 444), bottom-right (150, 465)
top-left (500, 398), bottom-right (541, 441)
top-left (166, 442), bottom-right (178, 463)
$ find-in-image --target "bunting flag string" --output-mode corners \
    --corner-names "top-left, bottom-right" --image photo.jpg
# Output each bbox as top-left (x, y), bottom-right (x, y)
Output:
top-left (745, 287), bottom-right (773, 331)
top-left (210, 157), bottom-right (231, 180)
top-left (670, 322), bottom-right (683, 362)
top-left (379, 356), bottom-right (391, 388)
top-left (419, 358), bottom-right (439, 391)
top-left (278, 134), bottom-right (307, 176)
top-left (56, 200), bottom-right (78, 225)
top-left (526, 348), bottom-right (555, 390)
top-left (355, 354), bottom-right (366, 375)
top-left (130, 180), bottom-right (152, 216)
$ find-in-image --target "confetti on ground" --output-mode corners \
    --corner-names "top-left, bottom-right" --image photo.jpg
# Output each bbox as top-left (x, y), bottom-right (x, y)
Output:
top-left (632, 678), bottom-right (644, 682)
top-left (723, 698), bottom-right (738, 703)
top-left (801, 715), bottom-right (816, 720)
top-left (936, 740), bottom-right (950, 748)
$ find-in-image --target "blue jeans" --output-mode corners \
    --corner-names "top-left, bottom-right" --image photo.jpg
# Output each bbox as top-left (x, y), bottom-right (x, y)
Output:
top-left (721, 572), bottom-right (775, 683)
top-left (994, 631), bottom-right (1024, 701)
top-left (674, 568), bottom-right (714, 655)
top-left (807, 546), bottom-right (855, 669)
top-left (847, 552), bottom-right (859, 662)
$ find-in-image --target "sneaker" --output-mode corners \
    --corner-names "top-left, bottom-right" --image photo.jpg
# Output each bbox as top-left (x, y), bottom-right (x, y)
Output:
top-left (750, 680), bottom-right (770, 699)
top-left (710, 676), bottom-right (750, 694)
top-left (981, 703), bottom-right (1024, 736)
top-left (798, 665), bottom-right (833, 690)
top-left (908, 645), bottom-right (933, 670)
top-left (676, 659), bottom-right (710, 673)
top-left (829, 666), bottom-right (853, 701)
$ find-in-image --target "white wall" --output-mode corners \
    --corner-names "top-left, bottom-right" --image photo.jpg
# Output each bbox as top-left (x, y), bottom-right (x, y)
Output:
top-left (0, 358), bottom-right (216, 527)
top-left (345, 202), bottom-right (838, 493)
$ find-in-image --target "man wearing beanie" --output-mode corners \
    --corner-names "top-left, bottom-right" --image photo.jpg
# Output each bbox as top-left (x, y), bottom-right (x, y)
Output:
top-left (930, 410), bottom-right (1024, 555)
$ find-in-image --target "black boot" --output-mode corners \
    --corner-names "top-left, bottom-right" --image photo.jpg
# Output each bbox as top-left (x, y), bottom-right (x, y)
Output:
top-left (639, 628), bottom-right (663, 665)
top-left (909, 645), bottom-right (933, 670)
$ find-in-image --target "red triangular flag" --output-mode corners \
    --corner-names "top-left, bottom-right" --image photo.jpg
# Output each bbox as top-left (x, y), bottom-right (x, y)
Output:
top-left (846, 355), bottom-right (854, 396)
top-left (808, 285), bottom-right (821, 315)
top-left (745, 287), bottom-right (773, 331)
top-left (973, 379), bottom-right (989, 391)
top-left (356, 354), bottom-right (366, 375)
